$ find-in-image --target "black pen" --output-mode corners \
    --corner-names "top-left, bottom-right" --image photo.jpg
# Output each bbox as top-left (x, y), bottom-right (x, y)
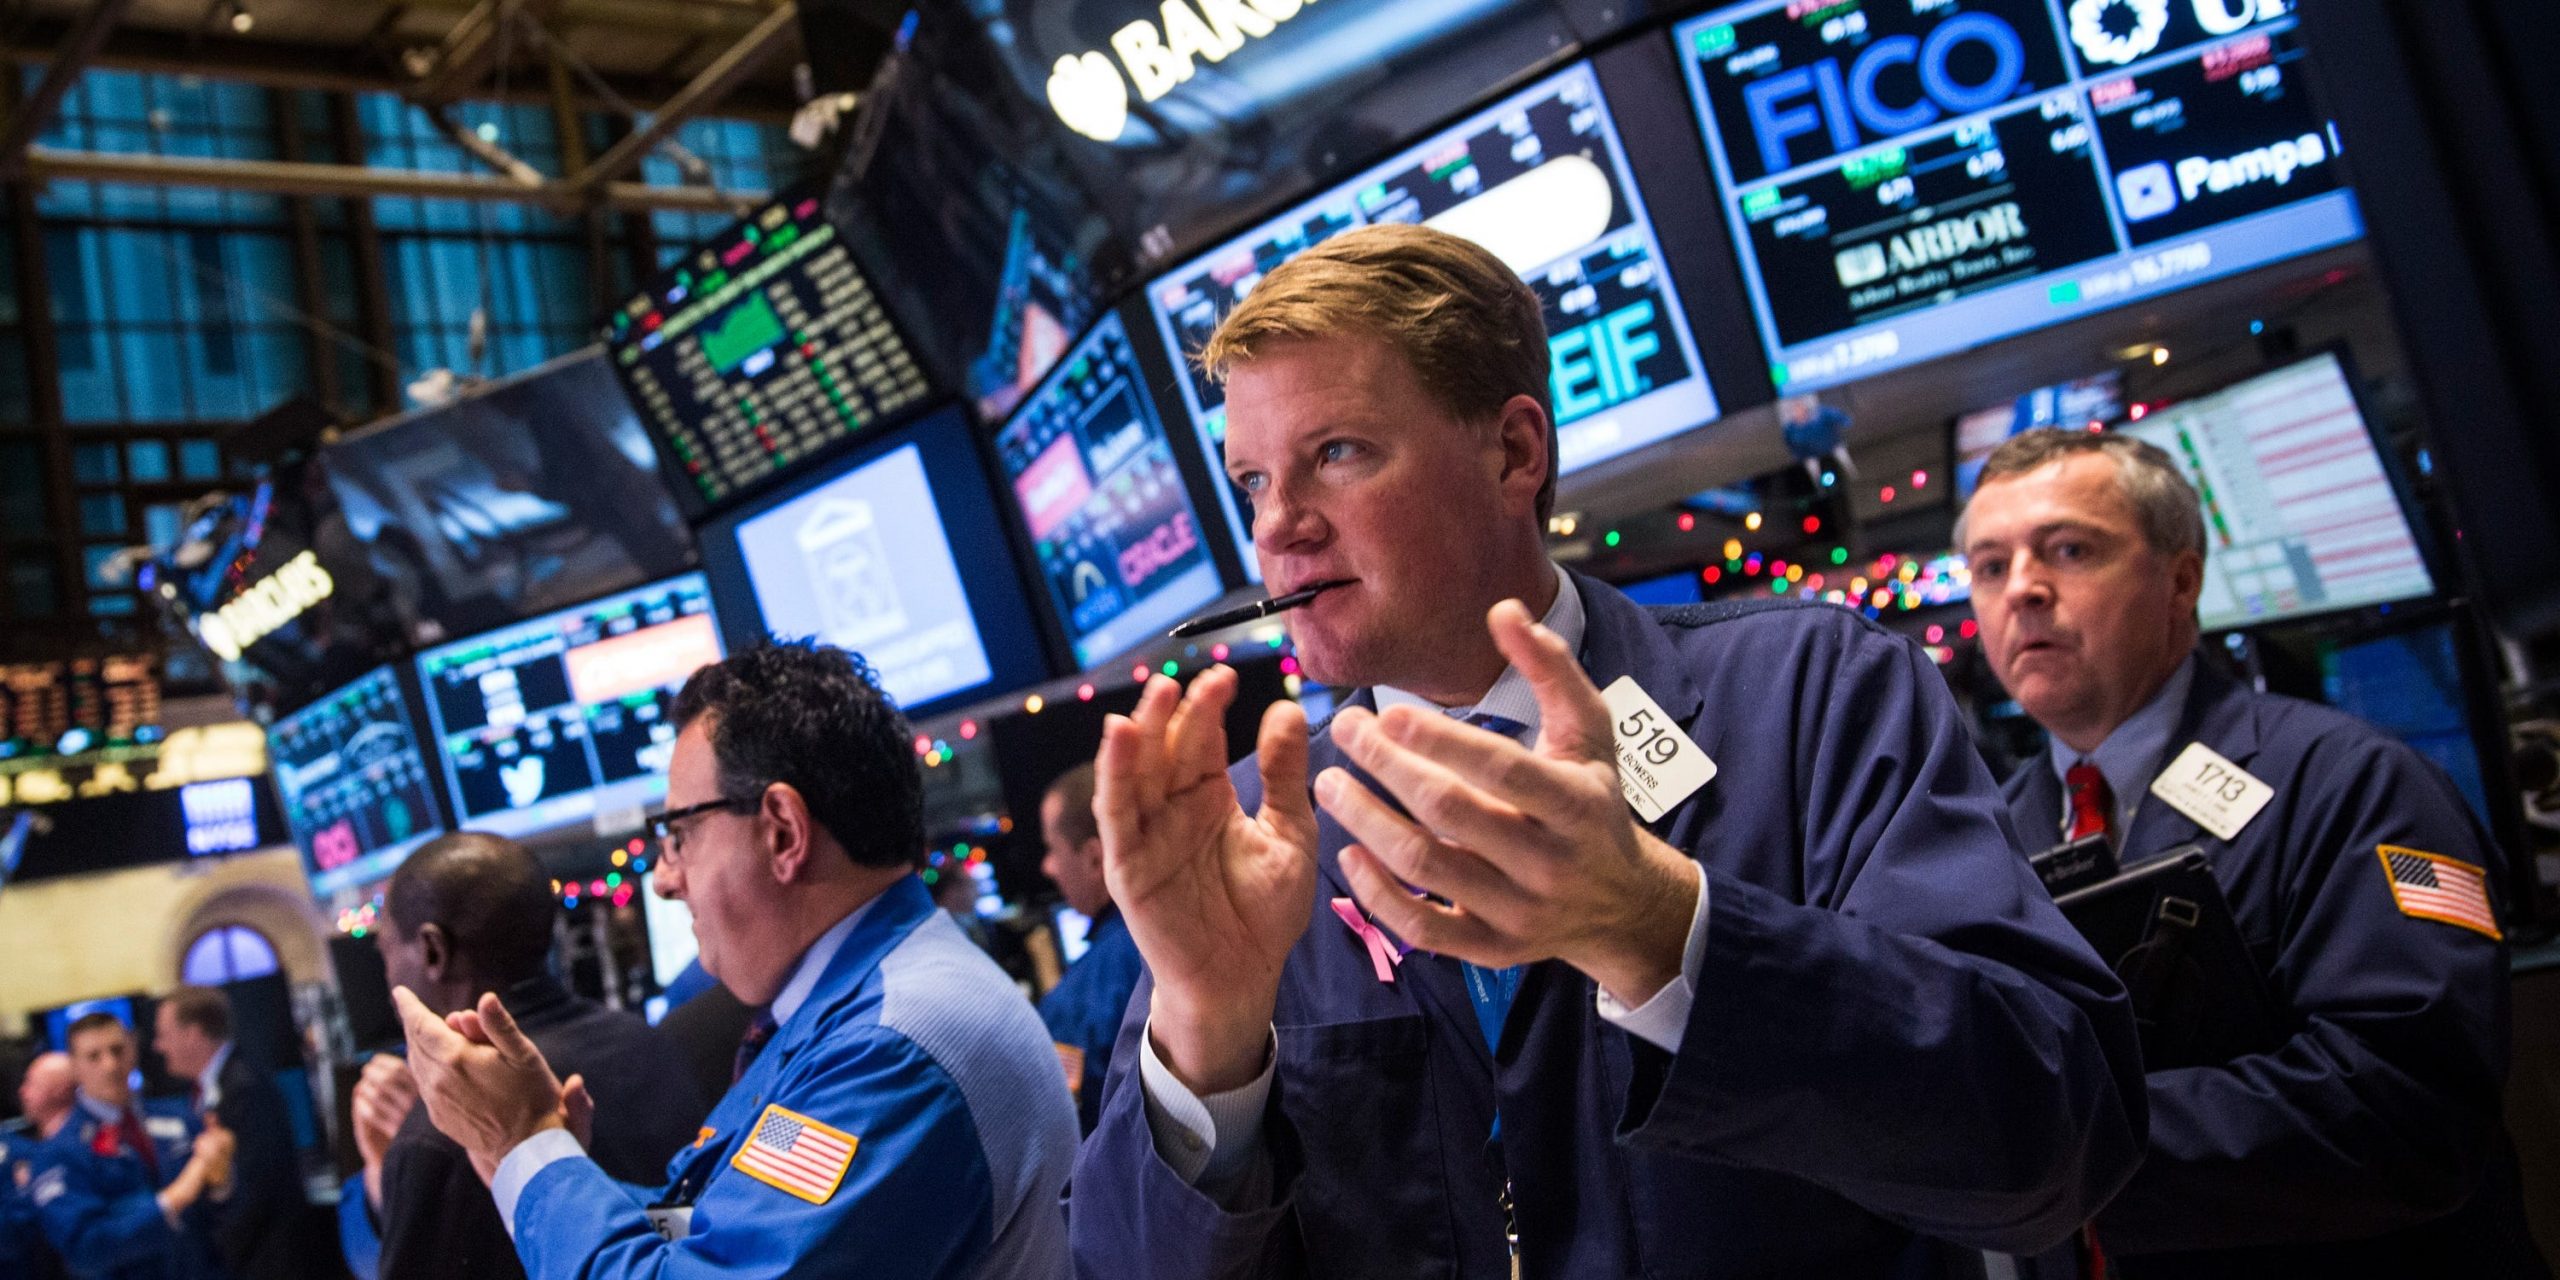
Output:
top-left (1166, 582), bottom-right (1346, 638)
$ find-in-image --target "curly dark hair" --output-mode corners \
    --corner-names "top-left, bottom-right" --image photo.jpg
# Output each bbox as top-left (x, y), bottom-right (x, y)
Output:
top-left (672, 640), bottom-right (924, 870)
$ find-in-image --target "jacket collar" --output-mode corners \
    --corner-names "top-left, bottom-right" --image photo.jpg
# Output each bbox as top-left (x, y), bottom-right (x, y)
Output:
top-left (2020, 652), bottom-right (2262, 860)
top-left (755, 877), bottom-right (936, 1072)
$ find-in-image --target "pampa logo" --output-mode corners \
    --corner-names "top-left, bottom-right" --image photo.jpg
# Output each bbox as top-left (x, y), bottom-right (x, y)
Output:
top-left (2174, 132), bottom-right (2328, 201)
top-left (1049, 0), bottom-right (1315, 143)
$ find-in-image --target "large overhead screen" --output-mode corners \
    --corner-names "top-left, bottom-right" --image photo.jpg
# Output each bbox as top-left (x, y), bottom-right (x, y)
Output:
top-left (605, 190), bottom-right (934, 511)
top-left (414, 573), bottom-right (723, 841)
top-left (698, 407), bottom-right (1056, 717)
top-left (2119, 352), bottom-right (2434, 630)
top-left (1678, 0), bottom-right (2359, 392)
top-left (1145, 60), bottom-right (1721, 576)
top-left (993, 312), bottom-right (1224, 668)
top-left (268, 664), bottom-right (444, 900)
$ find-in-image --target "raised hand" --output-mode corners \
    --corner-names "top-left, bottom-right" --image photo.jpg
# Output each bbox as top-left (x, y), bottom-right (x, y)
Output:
top-left (1097, 667), bottom-right (1320, 1094)
top-left (191, 1121), bottom-right (237, 1192)
top-left (394, 988), bottom-right (573, 1186)
top-left (1324, 600), bottom-right (1700, 1005)
top-left (352, 1053), bottom-right (419, 1209)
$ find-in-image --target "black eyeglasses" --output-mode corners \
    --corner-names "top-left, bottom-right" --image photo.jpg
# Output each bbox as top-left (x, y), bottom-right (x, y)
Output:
top-left (648, 794), bottom-right (760, 850)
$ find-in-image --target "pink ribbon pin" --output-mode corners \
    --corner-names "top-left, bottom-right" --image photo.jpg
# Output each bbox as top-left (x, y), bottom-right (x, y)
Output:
top-left (1332, 897), bottom-right (1404, 983)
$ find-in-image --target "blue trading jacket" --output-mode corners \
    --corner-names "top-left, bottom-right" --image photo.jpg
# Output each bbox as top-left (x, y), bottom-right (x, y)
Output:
top-left (26, 1096), bottom-right (221, 1280)
top-left (2005, 658), bottom-right (2546, 1277)
top-left (1038, 906), bottom-right (1144, 1133)
top-left (509, 874), bottom-right (1080, 1280)
top-left (1069, 575), bottom-right (2149, 1279)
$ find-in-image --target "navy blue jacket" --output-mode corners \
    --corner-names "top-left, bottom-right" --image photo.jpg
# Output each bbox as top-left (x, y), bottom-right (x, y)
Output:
top-left (1068, 578), bottom-right (2148, 1279)
top-left (201, 1048), bottom-right (305, 1280)
top-left (26, 1097), bottom-right (221, 1280)
top-left (4, 1121), bottom-right (66, 1280)
top-left (2004, 658), bottom-right (2547, 1277)
top-left (1039, 907), bottom-right (1144, 1132)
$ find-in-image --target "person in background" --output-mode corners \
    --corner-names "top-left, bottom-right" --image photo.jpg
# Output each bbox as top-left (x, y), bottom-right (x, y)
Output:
top-left (1963, 427), bottom-right (2548, 1277)
top-left (359, 831), bottom-right (709, 1280)
top-left (1034, 762), bottom-right (1144, 1132)
top-left (931, 859), bottom-right (996, 954)
top-left (396, 643), bottom-right (1078, 1279)
top-left (26, 1015), bottom-right (231, 1280)
top-left (156, 987), bottom-right (303, 1280)
top-left (1066, 224), bottom-right (2144, 1278)
top-left (4, 1051), bottom-right (76, 1280)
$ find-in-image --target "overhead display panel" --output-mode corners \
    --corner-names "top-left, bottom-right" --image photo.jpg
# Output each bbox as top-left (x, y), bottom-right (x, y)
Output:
top-left (605, 190), bottom-right (934, 511)
top-left (2118, 351), bottom-right (2435, 631)
top-left (268, 665), bottom-right (444, 901)
top-left (414, 573), bottom-right (723, 842)
top-left (1677, 0), bottom-right (2358, 392)
top-left (993, 312), bottom-right (1224, 668)
top-left (1145, 60), bottom-right (1721, 575)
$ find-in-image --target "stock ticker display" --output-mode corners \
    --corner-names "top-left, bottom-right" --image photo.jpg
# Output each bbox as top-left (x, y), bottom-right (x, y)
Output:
top-left (414, 574), bottom-right (723, 841)
top-left (994, 313), bottom-right (1222, 669)
top-left (267, 665), bottom-right (443, 900)
top-left (2121, 352), bottom-right (2435, 631)
top-left (0, 653), bottom-right (160, 761)
top-left (1147, 61), bottom-right (1719, 577)
top-left (607, 194), bottom-right (933, 509)
top-left (1679, 0), bottom-right (2358, 391)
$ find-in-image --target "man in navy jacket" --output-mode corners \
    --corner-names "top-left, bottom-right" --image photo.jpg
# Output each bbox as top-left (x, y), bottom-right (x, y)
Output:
top-left (1066, 224), bottom-right (2147, 1278)
top-left (1965, 426), bottom-right (2547, 1276)
top-left (1036, 762), bottom-right (1146, 1132)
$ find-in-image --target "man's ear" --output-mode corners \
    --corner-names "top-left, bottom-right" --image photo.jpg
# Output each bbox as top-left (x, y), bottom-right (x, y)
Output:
top-left (763, 782), bottom-right (817, 884)
top-left (418, 924), bottom-right (450, 981)
top-left (1494, 393), bottom-right (1551, 517)
top-left (1077, 835), bottom-right (1106, 875)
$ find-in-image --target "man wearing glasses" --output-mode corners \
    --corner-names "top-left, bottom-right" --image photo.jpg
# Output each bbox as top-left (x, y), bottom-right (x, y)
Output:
top-left (395, 642), bottom-right (1080, 1280)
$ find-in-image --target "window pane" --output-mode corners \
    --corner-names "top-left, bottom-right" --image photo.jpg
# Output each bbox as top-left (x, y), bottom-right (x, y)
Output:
top-left (179, 440), bottom-right (223, 481)
top-left (126, 439), bottom-right (171, 481)
top-left (78, 493), bottom-right (126, 536)
top-left (82, 543), bottom-right (124, 588)
top-left (72, 442), bottom-right (120, 484)
top-left (118, 330), bottom-right (190, 420)
top-left (145, 502), bottom-right (183, 549)
top-left (87, 592), bottom-right (137, 616)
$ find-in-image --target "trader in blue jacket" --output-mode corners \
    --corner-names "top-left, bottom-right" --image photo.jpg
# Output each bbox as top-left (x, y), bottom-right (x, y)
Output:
top-left (396, 642), bottom-right (1079, 1280)
top-left (26, 1014), bottom-right (231, 1280)
top-left (1964, 426), bottom-right (2548, 1277)
top-left (1066, 224), bottom-right (2147, 1279)
top-left (1035, 762), bottom-right (1147, 1132)
top-left (4, 1051), bottom-right (75, 1280)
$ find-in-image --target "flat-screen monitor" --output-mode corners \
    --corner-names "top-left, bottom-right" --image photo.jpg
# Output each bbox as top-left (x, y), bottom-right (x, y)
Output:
top-left (1953, 371), bottom-right (2125, 497)
top-left (639, 872), bottom-right (698, 990)
top-left (2118, 353), bottom-right (2434, 630)
top-left (2321, 623), bottom-right (2491, 829)
top-left (414, 573), bottom-right (724, 842)
top-left (268, 665), bottom-right (446, 901)
top-left (34, 995), bottom-right (142, 1052)
top-left (698, 407), bottom-right (1055, 718)
top-left (1, 653), bottom-right (161, 762)
top-left (321, 350), bottom-right (697, 647)
top-left (1678, 1), bottom-right (2361, 391)
top-left (1145, 59), bottom-right (1723, 577)
top-left (604, 189), bottom-right (935, 511)
top-left (993, 312), bottom-right (1225, 668)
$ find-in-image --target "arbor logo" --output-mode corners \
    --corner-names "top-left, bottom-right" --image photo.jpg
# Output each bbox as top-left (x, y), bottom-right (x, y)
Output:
top-left (1048, 0), bottom-right (1316, 143)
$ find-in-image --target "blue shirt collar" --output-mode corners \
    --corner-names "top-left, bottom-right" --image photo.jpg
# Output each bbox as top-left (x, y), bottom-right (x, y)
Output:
top-left (768, 895), bottom-right (879, 1030)
top-left (2047, 654), bottom-right (2197, 838)
top-left (1375, 562), bottom-right (1583, 736)
top-left (199, 1041), bottom-right (233, 1108)
top-left (74, 1090), bottom-right (128, 1125)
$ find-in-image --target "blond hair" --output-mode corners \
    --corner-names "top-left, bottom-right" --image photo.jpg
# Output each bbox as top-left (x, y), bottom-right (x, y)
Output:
top-left (1198, 224), bottom-right (1557, 519)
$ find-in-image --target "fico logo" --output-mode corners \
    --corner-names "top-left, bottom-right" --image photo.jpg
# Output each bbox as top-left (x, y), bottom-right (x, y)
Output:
top-left (1048, 0), bottom-right (1314, 143)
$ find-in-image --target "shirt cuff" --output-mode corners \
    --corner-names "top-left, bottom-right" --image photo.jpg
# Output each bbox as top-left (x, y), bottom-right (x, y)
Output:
top-left (1136, 1017), bottom-right (1275, 1194)
top-left (1595, 863), bottom-right (1711, 1053)
top-left (490, 1128), bottom-right (587, 1240)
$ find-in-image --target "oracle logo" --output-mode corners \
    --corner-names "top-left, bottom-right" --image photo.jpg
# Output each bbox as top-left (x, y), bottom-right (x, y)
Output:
top-left (1118, 513), bottom-right (1200, 588)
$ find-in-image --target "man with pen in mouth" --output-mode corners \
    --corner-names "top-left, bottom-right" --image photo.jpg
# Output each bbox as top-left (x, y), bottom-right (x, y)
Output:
top-left (1069, 222), bottom-right (2149, 1280)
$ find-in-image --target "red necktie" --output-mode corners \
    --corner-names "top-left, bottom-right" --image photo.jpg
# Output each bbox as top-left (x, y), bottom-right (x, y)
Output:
top-left (2065, 761), bottom-right (2114, 844)
top-left (116, 1110), bottom-right (160, 1181)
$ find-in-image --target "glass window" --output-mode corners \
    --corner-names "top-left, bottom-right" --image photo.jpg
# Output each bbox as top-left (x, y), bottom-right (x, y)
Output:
top-left (127, 439), bottom-right (171, 481)
top-left (72, 442), bottom-right (120, 484)
top-left (182, 926), bottom-right (281, 984)
top-left (179, 440), bottom-right (223, 481)
top-left (78, 493), bottom-right (126, 536)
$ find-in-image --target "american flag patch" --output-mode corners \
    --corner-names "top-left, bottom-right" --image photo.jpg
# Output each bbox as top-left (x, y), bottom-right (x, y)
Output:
top-left (2377, 845), bottom-right (2502, 940)
top-left (1054, 1042), bottom-right (1087, 1096)
top-left (730, 1105), bottom-right (858, 1204)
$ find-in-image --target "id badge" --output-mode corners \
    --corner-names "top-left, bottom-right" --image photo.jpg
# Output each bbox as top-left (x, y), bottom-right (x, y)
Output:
top-left (644, 1202), bottom-right (694, 1241)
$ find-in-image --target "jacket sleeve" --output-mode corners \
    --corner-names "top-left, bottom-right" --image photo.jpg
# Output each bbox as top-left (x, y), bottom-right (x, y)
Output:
top-left (2096, 734), bottom-right (2510, 1252)
top-left (27, 1140), bottom-right (181, 1274)
top-left (211, 1068), bottom-right (303, 1271)
top-left (1618, 622), bottom-right (2149, 1253)
top-left (512, 1027), bottom-right (999, 1280)
top-left (379, 1130), bottom-right (520, 1280)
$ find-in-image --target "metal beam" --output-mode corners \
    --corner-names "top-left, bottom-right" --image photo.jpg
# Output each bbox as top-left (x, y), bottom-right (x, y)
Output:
top-left (0, 0), bottom-right (142, 179)
top-left (422, 103), bottom-right (548, 185)
top-left (23, 146), bottom-right (758, 212)
top-left (0, 28), bottom-right (799, 120)
top-left (570, 0), bottom-right (797, 192)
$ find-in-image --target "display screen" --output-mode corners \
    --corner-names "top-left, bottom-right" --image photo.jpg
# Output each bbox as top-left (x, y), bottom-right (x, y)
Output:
top-left (1952, 371), bottom-right (2124, 496)
top-left (1146, 60), bottom-right (1721, 576)
top-left (995, 312), bottom-right (1223, 668)
top-left (269, 665), bottom-right (444, 899)
top-left (728, 443), bottom-right (995, 710)
top-left (2119, 353), bottom-right (2433, 630)
top-left (606, 191), bottom-right (934, 510)
top-left (414, 574), bottom-right (723, 841)
top-left (2321, 625), bottom-right (2490, 828)
top-left (640, 872), bottom-right (698, 990)
top-left (0, 653), bottom-right (160, 761)
top-left (1679, 0), bottom-right (2358, 391)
